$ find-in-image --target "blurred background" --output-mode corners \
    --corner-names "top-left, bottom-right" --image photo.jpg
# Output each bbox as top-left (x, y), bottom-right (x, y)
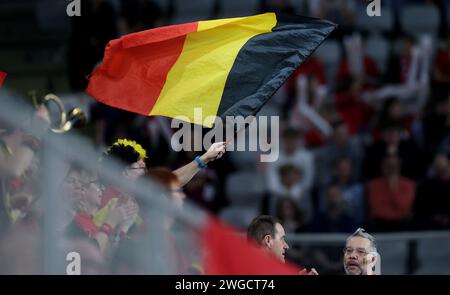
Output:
top-left (2, 0), bottom-right (450, 274)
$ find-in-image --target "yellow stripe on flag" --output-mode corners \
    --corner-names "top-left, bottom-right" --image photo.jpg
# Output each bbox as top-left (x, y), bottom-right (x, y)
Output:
top-left (149, 13), bottom-right (277, 127)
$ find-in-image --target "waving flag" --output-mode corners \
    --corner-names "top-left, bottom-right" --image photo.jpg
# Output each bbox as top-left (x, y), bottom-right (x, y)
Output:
top-left (87, 13), bottom-right (336, 127)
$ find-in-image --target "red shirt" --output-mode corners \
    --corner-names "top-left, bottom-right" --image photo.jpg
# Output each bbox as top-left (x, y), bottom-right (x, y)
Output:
top-left (286, 56), bottom-right (327, 97)
top-left (336, 56), bottom-right (379, 85)
top-left (73, 211), bottom-right (99, 238)
top-left (367, 177), bottom-right (416, 221)
top-left (335, 56), bottom-right (379, 134)
top-left (435, 50), bottom-right (450, 77)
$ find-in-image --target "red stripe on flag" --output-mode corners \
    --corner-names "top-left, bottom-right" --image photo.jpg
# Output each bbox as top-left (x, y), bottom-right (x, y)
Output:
top-left (0, 71), bottom-right (7, 88)
top-left (201, 217), bottom-right (300, 275)
top-left (86, 22), bottom-right (198, 115)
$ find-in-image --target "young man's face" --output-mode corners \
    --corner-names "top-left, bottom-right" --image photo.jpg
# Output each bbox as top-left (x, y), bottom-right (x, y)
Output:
top-left (343, 237), bottom-right (376, 275)
top-left (267, 223), bottom-right (289, 263)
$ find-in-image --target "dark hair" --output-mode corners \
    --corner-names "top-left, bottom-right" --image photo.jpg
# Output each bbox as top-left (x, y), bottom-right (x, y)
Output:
top-left (103, 144), bottom-right (141, 166)
top-left (275, 198), bottom-right (304, 225)
top-left (247, 215), bottom-right (280, 246)
top-left (278, 164), bottom-right (301, 177)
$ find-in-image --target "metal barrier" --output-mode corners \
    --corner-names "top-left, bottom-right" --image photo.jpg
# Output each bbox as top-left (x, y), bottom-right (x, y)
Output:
top-left (287, 231), bottom-right (450, 274)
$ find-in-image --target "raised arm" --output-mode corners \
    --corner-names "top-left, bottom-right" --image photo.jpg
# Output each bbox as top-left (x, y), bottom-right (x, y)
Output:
top-left (174, 142), bottom-right (226, 187)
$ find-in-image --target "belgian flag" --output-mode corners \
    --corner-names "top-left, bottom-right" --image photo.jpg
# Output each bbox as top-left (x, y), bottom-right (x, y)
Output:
top-left (86, 13), bottom-right (336, 127)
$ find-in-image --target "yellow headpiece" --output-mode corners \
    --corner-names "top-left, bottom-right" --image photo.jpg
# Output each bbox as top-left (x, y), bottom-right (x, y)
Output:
top-left (108, 138), bottom-right (147, 159)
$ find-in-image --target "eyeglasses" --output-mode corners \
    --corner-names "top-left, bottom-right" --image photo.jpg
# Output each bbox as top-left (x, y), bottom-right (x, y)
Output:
top-left (86, 181), bottom-right (105, 192)
top-left (343, 247), bottom-right (370, 256)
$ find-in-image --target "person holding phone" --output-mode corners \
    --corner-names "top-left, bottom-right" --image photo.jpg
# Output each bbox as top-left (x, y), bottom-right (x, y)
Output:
top-left (343, 228), bottom-right (381, 275)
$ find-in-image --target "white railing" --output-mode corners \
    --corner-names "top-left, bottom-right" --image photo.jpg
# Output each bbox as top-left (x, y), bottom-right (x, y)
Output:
top-left (287, 231), bottom-right (450, 275)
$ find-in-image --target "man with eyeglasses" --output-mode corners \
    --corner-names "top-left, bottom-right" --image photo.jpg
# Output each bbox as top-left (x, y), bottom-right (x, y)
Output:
top-left (343, 228), bottom-right (380, 275)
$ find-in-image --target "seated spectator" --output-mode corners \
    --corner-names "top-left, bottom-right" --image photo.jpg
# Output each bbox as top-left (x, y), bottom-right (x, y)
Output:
top-left (372, 97), bottom-right (415, 143)
top-left (270, 164), bottom-right (313, 223)
top-left (1, 105), bottom-right (50, 235)
top-left (366, 155), bottom-right (416, 232)
top-left (310, 184), bottom-right (357, 233)
top-left (335, 36), bottom-right (380, 134)
top-left (266, 128), bottom-right (315, 199)
top-left (316, 120), bottom-right (363, 186)
top-left (365, 34), bottom-right (432, 111)
top-left (423, 92), bottom-right (450, 155)
top-left (384, 35), bottom-right (417, 86)
top-left (65, 170), bottom-right (136, 254)
top-left (275, 197), bottom-right (310, 268)
top-left (286, 55), bottom-right (327, 108)
top-left (319, 158), bottom-right (365, 226)
top-left (308, 0), bottom-right (356, 38)
top-left (364, 120), bottom-right (423, 180)
top-left (414, 153), bottom-right (450, 229)
top-left (309, 184), bottom-right (357, 275)
top-left (285, 55), bottom-right (330, 147)
top-left (275, 197), bottom-right (307, 234)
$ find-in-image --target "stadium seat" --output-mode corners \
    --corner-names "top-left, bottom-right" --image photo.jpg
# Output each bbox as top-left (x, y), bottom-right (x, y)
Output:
top-left (376, 239), bottom-right (408, 275)
top-left (219, 206), bottom-right (260, 230)
top-left (257, 103), bottom-right (282, 118)
top-left (400, 4), bottom-right (440, 38)
top-left (290, 0), bottom-right (307, 14)
top-left (226, 102), bottom-right (280, 172)
top-left (152, 0), bottom-right (169, 13)
top-left (256, 103), bottom-right (282, 134)
top-left (356, 7), bottom-right (394, 34)
top-left (229, 150), bottom-right (260, 171)
top-left (172, 0), bottom-right (215, 24)
top-left (314, 40), bottom-right (341, 85)
top-left (415, 238), bottom-right (450, 275)
top-left (35, 0), bottom-right (70, 32)
top-left (365, 34), bottom-right (390, 74)
top-left (225, 171), bottom-right (266, 205)
top-left (219, 0), bottom-right (259, 18)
